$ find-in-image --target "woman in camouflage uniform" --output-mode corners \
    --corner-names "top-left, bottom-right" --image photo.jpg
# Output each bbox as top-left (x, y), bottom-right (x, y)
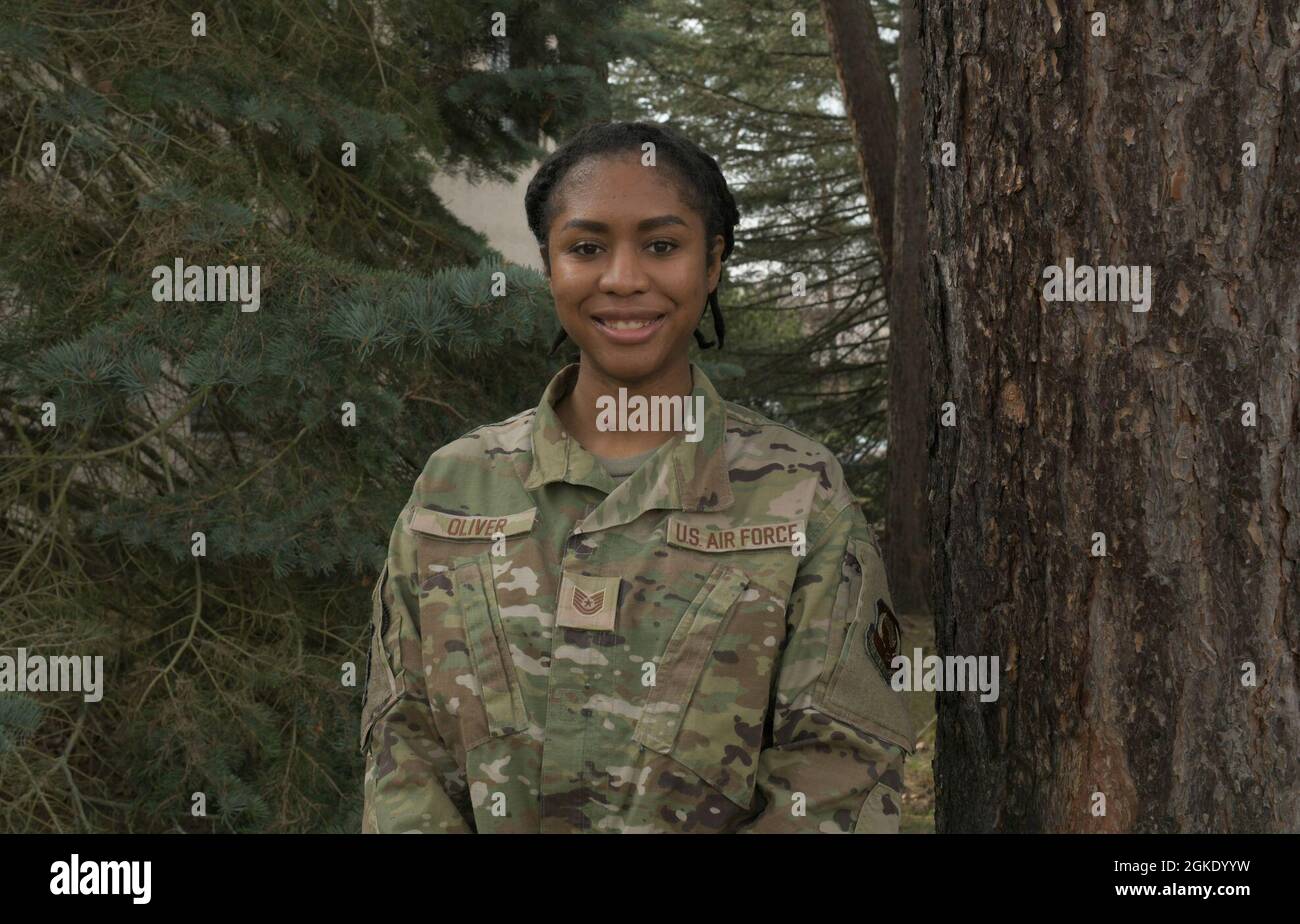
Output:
top-left (361, 121), bottom-right (914, 833)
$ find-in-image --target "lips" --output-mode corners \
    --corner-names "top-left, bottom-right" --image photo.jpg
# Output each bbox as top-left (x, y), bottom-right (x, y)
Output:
top-left (590, 312), bottom-right (667, 344)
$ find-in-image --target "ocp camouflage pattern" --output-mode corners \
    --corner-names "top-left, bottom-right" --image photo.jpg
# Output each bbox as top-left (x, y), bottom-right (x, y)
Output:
top-left (360, 362), bottom-right (915, 833)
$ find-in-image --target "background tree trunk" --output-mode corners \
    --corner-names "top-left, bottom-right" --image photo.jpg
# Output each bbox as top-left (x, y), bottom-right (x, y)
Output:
top-left (886, 0), bottom-right (933, 615)
top-left (823, 0), bottom-right (932, 615)
top-left (921, 1), bottom-right (1299, 832)
top-left (821, 0), bottom-right (898, 285)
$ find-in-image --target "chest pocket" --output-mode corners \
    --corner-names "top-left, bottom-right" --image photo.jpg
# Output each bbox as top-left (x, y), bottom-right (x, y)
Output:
top-left (410, 507), bottom-right (533, 753)
top-left (634, 562), bottom-right (781, 810)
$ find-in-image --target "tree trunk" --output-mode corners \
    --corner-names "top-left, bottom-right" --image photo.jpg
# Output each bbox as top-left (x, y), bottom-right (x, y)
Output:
top-left (885, 0), bottom-right (933, 616)
top-left (821, 0), bottom-right (898, 286)
top-left (822, 0), bottom-right (932, 615)
top-left (921, 0), bottom-right (1299, 832)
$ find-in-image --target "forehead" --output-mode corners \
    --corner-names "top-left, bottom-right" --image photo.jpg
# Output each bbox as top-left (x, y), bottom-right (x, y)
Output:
top-left (551, 152), bottom-right (701, 227)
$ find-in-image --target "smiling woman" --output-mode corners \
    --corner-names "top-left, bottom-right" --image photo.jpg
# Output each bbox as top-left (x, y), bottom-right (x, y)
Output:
top-left (360, 121), bottom-right (915, 834)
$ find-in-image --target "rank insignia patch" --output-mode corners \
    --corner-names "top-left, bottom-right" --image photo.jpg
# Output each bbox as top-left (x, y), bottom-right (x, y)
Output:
top-left (572, 587), bottom-right (604, 616)
top-left (556, 572), bottom-right (620, 631)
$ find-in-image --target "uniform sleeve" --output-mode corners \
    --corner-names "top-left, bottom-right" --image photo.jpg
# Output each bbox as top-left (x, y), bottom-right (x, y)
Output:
top-left (360, 534), bottom-right (473, 834)
top-left (736, 500), bottom-right (915, 834)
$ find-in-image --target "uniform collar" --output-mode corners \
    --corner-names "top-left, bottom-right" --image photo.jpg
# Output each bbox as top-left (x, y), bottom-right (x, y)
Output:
top-left (524, 360), bottom-right (734, 527)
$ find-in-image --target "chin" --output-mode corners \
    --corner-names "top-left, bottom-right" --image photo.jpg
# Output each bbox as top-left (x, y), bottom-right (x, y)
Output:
top-left (581, 347), bottom-right (670, 384)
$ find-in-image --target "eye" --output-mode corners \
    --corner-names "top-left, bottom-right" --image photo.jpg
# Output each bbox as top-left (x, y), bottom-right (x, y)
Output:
top-left (567, 241), bottom-right (602, 257)
top-left (648, 239), bottom-right (678, 255)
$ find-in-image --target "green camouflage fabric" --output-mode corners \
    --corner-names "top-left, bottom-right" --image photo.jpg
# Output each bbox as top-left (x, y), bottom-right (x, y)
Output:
top-left (360, 361), bottom-right (916, 833)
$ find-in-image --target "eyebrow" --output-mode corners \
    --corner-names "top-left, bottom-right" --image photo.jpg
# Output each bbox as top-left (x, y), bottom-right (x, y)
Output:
top-left (559, 214), bottom-right (688, 233)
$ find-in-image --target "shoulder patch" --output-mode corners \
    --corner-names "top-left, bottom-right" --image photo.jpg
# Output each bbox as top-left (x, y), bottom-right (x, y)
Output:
top-left (865, 598), bottom-right (902, 681)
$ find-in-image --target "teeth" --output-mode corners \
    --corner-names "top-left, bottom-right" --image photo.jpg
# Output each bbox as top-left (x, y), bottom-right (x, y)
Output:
top-left (604, 319), bottom-right (655, 330)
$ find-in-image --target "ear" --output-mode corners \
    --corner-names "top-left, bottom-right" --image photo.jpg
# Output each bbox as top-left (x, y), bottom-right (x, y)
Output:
top-left (706, 234), bottom-right (725, 290)
top-left (539, 247), bottom-right (551, 278)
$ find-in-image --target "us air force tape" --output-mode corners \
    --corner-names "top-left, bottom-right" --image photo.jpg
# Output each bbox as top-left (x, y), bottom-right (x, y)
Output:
top-left (866, 598), bottom-right (902, 680)
top-left (666, 515), bottom-right (803, 553)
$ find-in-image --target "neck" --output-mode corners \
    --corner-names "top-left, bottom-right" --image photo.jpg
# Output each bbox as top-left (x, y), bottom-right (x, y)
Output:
top-left (556, 358), bottom-right (694, 458)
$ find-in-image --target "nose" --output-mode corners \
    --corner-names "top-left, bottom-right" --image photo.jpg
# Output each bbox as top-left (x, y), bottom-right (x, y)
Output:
top-left (598, 240), bottom-right (650, 296)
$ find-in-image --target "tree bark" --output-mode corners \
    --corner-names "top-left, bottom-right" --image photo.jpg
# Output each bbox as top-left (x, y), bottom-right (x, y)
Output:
top-left (885, 0), bottom-right (933, 616)
top-left (921, 0), bottom-right (1299, 832)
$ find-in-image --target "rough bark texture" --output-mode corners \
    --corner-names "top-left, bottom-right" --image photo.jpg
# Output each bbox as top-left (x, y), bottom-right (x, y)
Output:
top-left (821, 0), bottom-right (898, 284)
top-left (920, 0), bottom-right (1299, 832)
top-left (886, 0), bottom-right (934, 615)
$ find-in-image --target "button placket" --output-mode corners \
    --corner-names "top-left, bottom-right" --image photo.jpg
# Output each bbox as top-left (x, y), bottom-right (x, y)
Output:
top-left (539, 502), bottom-right (604, 830)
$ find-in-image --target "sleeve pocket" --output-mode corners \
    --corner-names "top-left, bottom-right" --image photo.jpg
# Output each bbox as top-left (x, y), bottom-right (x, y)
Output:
top-left (360, 563), bottom-right (398, 755)
top-left (813, 537), bottom-right (916, 754)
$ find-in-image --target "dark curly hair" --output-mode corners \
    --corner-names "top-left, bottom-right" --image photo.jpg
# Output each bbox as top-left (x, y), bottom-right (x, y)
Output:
top-left (524, 120), bottom-right (739, 353)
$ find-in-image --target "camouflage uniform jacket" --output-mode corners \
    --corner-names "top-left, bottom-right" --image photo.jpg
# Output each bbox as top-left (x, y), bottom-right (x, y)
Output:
top-left (360, 361), bottom-right (916, 833)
